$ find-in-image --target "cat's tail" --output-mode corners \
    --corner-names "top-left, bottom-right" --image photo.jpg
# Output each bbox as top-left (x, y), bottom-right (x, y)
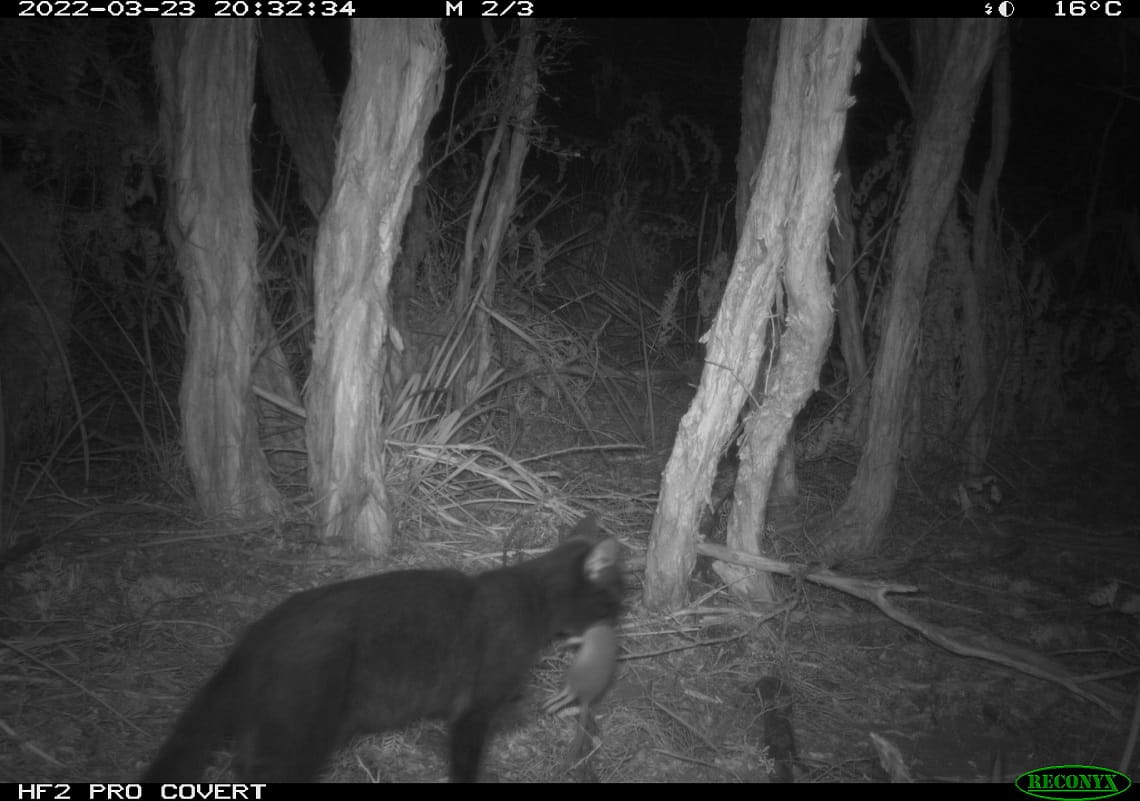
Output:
top-left (142, 656), bottom-right (240, 782)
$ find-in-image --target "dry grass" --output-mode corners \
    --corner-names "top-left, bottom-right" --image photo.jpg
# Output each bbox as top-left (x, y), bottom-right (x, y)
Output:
top-left (4, 409), bottom-right (1134, 782)
top-left (4, 256), bottom-right (1134, 783)
top-left (3, 135), bottom-right (1134, 782)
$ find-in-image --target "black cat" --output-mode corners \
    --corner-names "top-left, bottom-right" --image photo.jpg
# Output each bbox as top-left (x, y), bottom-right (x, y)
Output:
top-left (143, 517), bottom-right (622, 782)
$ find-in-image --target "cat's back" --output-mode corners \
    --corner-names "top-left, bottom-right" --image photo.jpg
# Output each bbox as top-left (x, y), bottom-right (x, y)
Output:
top-left (242, 567), bottom-right (481, 667)
top-left (232, 567), bottom-right (489, 736)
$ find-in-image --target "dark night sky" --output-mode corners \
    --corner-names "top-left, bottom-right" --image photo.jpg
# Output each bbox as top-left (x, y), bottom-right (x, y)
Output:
top-left (540, 19), bottom-right (1140, 280)
top-left (308, 18), bottom-right (1139, 254)
top-left (5, 18), bottom-right (1137, 295)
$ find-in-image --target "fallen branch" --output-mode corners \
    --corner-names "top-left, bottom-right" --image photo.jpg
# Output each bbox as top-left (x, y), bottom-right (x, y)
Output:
top-left (698, 542), bottom-right (1124, 717)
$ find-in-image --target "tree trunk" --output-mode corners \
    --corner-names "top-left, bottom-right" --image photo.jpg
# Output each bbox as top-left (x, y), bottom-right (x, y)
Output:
top-left (832, 20), bottom-right (1003, 553)
top-left (645, 19), bottom-right (865, 610)
top-left (734, 19), bottom-right (779, 242)
top-left (454, 21), bottom-right (538, 405)
top-left (256, 21), bottom-right (339, 482)
top-left (963, 30), bottom-right (1010, 476)
top-left (306, 20), bottom-right (444, 556)
top-left (832, 142), bottom-right (870, 438)
top-left (153, 20), bottom-right (281, 518)
top-left (734, 19), bottom-right (798, 509)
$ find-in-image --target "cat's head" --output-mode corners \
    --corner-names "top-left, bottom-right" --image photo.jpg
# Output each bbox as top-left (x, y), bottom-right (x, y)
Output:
top-left (547, 517), bottom-right (623, 634)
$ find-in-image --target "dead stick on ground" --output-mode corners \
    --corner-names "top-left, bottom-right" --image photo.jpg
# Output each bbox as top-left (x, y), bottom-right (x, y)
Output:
top-left (0, 718), bottom-right (66, 768)
top-left (0, 639), bottom-right (145, 733)
top-left (698, 542), bottom-right (1120, 717)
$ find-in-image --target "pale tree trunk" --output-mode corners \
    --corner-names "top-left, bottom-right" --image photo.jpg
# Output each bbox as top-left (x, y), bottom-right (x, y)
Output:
top-left (720, 18), bottom-right (780, 603)
top-left (646, 19), bottom-right (865, 610)
top-left (153, 21), bottom-right (281, 518)
top-left (733, 19), bottom-right (798, 508)
top-left (454, 21), bottom-right (538, 404)
top-left (734, 19), bottom-right (778, 235)
top-left (307, 20), bottom-right (444, 556)
top-left (963, 30), bottom-right (1010, 477)
top-left (833, 20), bottom-right (1003, 553)
top-left (832, 142), bottom-right (870, 437)
top-left (255, 21), bottom-right (339, 480)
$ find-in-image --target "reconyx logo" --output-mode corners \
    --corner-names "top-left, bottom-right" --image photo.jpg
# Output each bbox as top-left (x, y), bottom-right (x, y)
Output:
top-left (1015, 765), bottom-right (1131, 800)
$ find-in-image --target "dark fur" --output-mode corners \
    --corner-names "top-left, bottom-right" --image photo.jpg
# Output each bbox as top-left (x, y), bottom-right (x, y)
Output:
top-left (143, 518), bottom-right (621, 782)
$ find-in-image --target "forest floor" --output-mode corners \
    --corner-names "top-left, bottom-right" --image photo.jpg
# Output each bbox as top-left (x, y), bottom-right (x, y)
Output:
top-left (2, 372), bottom-right (1137, 783)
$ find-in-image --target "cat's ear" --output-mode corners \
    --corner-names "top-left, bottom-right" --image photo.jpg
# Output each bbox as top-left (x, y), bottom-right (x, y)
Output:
top-left (583, 538), bottom-right (619, 581)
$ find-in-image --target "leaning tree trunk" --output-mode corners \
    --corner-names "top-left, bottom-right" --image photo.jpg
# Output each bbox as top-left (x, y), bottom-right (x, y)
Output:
top-left (255, 20), bottom-right (339, 480)
top-left (733, 19), bottom-right (798, 511)
top-left (963, 29), bottom-right (1010, 477)
top-left (734, 19), bottom-right (778, 240)
top-left (832, 19), bottom-right (1003, 553)
top-left (153, 20), bottom-right (281, 518)
top-left (306, 20), bottom-right (444, 556)
top-left (645, 19), bottom-right (865, 610)
top-left (832, 141), bottom-right (870, 438)
top-left (453, 20), bottom-right (538, 405)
